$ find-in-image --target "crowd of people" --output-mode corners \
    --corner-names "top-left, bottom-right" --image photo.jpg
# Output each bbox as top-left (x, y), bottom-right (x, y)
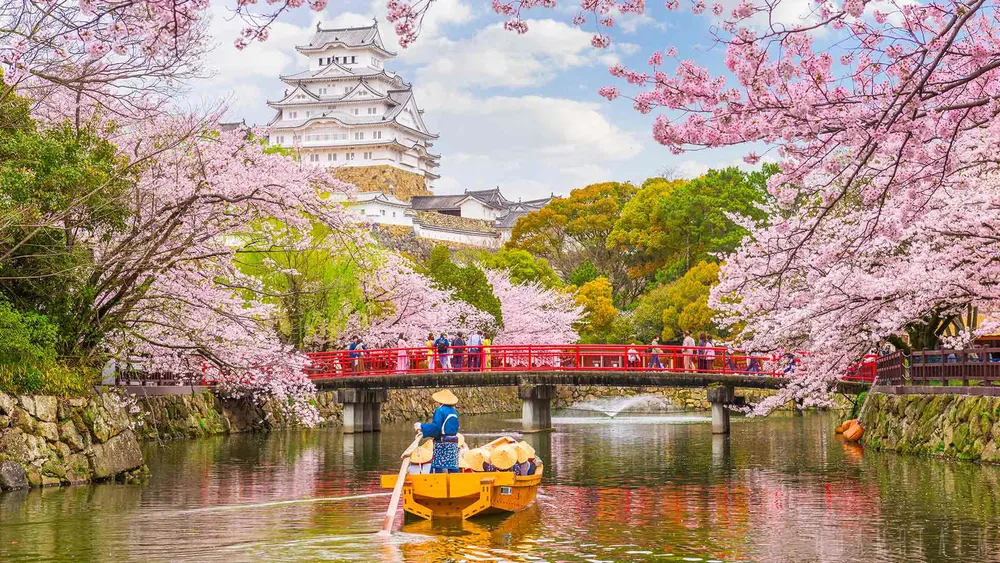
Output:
top-left (339, 330), bottom-right (777, 376)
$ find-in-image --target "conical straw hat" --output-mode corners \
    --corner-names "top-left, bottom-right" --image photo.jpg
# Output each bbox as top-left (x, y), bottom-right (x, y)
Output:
top-left (431, 389), bottom-right (459, 406)
top-left (463, 448), bottom-right (487, 471)
top-left (514, 442), bottom-right (533, 464)
top-left (489, 444), bottom-right (517, 470)
top-left (410, 440), bottom-right (433, 464)
top-left (457, 433), bottom-right (466, 449)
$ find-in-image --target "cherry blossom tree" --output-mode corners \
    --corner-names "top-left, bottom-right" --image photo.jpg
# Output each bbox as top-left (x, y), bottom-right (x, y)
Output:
top-left (345, 249), bottom-right (494, 346)
top-left (67, 118), bottom-right (355, 424)
top-left (486, 268), bottom-right (582, 345)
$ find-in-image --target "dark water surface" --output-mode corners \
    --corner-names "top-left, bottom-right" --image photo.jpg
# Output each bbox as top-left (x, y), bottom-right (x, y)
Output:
top-left (2, 411), bottom-right (1000, 562)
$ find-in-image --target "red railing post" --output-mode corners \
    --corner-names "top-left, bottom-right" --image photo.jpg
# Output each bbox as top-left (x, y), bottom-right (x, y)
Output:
top-left (527, 345), bottom-right (533, 370)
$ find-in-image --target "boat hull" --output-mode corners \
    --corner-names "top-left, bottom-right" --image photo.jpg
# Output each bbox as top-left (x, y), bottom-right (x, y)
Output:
top-left (380, 469), bottom-right (543, 520)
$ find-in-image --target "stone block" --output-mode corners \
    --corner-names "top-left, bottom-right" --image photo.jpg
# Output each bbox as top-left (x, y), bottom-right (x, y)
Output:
top-left (18, 395), bottom-right (36, 417)
top-left (0, 392), bottom-right (15, 415)
top-left (0, 415), bottom-right (9, 429)
top-left (0, 461), bottom-right (28, 490)
top-left (41, 476), bottom-right (60, 487)
top-left (37, 421), bottom-right (59, 442)
top-left (89, 429), bottom-right (143, 480)
top-left (34, 396), bottom-right (57, 423)
top-left (13, 407), bottom-right (35, 434)
top-left (68, 397), bottom-right (87, 408)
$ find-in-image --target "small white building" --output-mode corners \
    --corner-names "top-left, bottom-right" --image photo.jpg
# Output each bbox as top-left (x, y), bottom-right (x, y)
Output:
top-left (351, 192), bottom-right (414, 226)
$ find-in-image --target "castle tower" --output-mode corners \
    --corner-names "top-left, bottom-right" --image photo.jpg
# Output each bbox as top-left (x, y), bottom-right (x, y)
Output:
top-left (267, 20), bottom-right (440, 186)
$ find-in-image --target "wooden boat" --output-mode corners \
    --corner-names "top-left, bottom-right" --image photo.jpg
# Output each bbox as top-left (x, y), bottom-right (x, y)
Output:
top-left (380, 468), bottom-right (543, 520)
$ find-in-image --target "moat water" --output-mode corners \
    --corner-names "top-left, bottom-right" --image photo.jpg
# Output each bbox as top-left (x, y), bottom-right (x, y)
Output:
top-left (1, 411), bottom-right (999, 562)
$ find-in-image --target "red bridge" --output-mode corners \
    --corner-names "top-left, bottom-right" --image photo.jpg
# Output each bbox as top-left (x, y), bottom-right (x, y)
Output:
top-left (303, 344), bottom-right (871, 435)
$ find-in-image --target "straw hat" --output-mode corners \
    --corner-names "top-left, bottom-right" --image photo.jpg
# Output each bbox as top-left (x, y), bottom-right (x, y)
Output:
top-left (514, 441), bottom-right (535, 464)
top-left (410, 440), bottom-right (433, 464)
top-left (431, 389), bottom-right (459, 406)
top-left (463, 448), bottom-right (487, 472)
top-left (457, 433), bottom-right (467, 449)
top-left (489, 444), bottom-right (517, 470)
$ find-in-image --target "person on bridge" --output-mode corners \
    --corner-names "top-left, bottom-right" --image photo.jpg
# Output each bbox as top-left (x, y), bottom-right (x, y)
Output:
top-left (467, 330), bottom-right (483, 371)
top-left (414, 390), bottom-right (461, 473)
top-left (426, 333), bottom-right (436, 372)
top-left (683, 331), bottom-right (696, 371)
top-left (434, 333), bottom-right (451, 372)
top-left (483, 332), bottom-right (493, 371)
top-left (396, 333), bottom-right (410, 373)
top-left (649, 337), bottom-right (664, 369)
top-left (451, 332), bottom-right (467, 372)
top-left (348, 336), bottom-right (366, 373)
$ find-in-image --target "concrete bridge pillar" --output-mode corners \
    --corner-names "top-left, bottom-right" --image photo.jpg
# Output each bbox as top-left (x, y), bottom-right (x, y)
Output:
top-left (707, 385), bottom-right (735, 435)
top-left (338, 388), bottom-right (387, 434)
top-left (520, 384), bottom-right (556, 432)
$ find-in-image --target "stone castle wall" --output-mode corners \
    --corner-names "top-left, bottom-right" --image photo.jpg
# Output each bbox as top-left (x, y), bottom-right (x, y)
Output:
top-left (861, 391), bottom-right (1000, 463)
top-left (0, 391), bottom-right (143, 490)
top-left (332, 165), bottom-right (432, 201)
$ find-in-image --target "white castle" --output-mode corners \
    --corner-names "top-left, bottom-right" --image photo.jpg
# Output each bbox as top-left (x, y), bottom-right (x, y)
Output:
top-left (267, 20), bottom-right (440, 182)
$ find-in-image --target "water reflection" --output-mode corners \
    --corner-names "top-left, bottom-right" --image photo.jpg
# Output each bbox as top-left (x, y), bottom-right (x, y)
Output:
top-left (1, 412), bottom-right (1000, 562)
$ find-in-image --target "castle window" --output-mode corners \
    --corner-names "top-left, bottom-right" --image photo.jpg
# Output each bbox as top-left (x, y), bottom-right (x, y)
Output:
top-left (346, 152), bottom-right (355, 161)
top-left (373, 131), bottom-right (382, 139)
top-left (354, 132), bottom-right (364, 140)
top-left (381, 209), bottom-right (386, 216)
top-left (309, 154), bottom-right (319, 162)
top-left (364, 151), bottom-right (373, 159)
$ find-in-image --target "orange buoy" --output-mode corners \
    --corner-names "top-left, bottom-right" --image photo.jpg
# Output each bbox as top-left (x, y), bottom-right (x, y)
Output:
top-left (835, 424), bottom-right (845, 434)
top-left (843, 422), bottom-right (864, 442)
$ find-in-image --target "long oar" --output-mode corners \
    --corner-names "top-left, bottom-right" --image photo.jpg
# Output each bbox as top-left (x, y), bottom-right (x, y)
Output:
top-left (378, 433), bottom-right (423, 536)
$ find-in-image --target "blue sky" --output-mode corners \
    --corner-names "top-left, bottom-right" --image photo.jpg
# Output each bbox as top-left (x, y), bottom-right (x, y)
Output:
top-left (189, 0), bottom-right (772, 199)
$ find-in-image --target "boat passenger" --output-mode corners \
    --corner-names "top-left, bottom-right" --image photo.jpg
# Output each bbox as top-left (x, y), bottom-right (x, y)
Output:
top-left (487, 444), bottom-right (517, 472)
top-left (513, 442), bottom-right (537, 476)
top-left (407, 440), bottom-right (434, 474)
top-left (414, 389), bottom-right (461, 474)
top-left (463, 448), bottom-right (487, 472)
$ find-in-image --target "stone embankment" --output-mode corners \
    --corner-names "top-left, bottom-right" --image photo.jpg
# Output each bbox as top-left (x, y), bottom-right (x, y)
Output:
top-left (0, 392), bottom-right (143, 490)
top-left (861, 391), bottom-right (1000, 463)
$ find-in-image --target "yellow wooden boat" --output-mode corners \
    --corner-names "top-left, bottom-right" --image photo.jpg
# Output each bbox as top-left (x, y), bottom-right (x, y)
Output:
top-left (380, 469), bottom-right (544, 520)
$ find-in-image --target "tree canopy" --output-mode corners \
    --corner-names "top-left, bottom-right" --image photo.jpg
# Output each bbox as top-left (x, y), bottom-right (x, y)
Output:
top-left (608, 167), bottom-right (773, 283)
top-left (507, 182), bottom-right (641, 305)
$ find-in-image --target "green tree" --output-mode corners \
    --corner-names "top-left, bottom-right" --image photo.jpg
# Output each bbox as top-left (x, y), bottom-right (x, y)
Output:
top-left (0, 91), bottom-right (134, 358)
top-left (631, 261), bottom-right (721, 342)
top-left (608, 166), bottom-right (773, 283)
top-left (425, 245), bottom-right (503, 328)
top-left (568, 259), bottom-right (600, 287)
top-left (235, 222), bottom-right (367, 350)
top-left (508, 181), bottom-right (642, 304)
top-left (462, 248), bottom-right (561, 288)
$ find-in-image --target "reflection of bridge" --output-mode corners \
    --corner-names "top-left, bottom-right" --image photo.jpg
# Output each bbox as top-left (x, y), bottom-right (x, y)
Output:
top-left (305, 345), bottom-right (870, 435)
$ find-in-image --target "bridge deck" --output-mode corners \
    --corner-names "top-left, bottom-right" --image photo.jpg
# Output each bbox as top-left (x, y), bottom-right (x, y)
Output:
top-left (312, 370), bottom-right (869, 394)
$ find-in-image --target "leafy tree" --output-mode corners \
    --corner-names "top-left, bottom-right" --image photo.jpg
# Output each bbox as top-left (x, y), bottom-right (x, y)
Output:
top-left (508, 182), bottom-right (642, 305)
top-left (568, 259), bottom-right (600, 288)
top-left (573, 277), bottom-right (619, 343)
top-left (236, 223), bottom-right (367, 351)
top-left (424, 246), bottom-right (503, 329)
top-left (631, 261), bottom-right (721, 342)
top-left (608, 167), bottom-right (773, 283)
top-left (461, 248), bottom-right (561, 288)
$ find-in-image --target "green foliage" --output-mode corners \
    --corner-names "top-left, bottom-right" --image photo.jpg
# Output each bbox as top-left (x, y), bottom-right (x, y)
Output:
top-left (0, 297), bottom-right (58, 366)
top-left (463, 248), bottom-right (561, 288)
top-left (425, 245), bottom-right (503, 328)
top-left (0, 91), bottom-right (135, 359)
top-left (236, 221), bottom-right (367, 350)
top-left (568, 259), bottom-right (600, 287)
top-left (0, 296), bottom-right (96, 395)
top-left (508, 182), bottom-right (643, 305)
top-left (608, 166), bottom-right (774, 283)
top-left (631, 261), bottom-right (722, 342)
top-left (0, 364), bottom-right (99, 396)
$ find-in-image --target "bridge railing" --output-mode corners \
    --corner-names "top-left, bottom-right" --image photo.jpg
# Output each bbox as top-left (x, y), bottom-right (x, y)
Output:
top-left (874, 348), bottom-right (1000, 387)
top-left (304, 344), bottom-right (785, 379)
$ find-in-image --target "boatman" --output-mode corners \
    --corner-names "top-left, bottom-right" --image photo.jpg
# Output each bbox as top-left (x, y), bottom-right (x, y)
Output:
top-left (414, 389), bottom-right (460, 473)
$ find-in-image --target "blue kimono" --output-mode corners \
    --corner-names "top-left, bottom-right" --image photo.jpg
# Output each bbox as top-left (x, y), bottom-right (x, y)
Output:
top-left (420, 405), bottom-right (459, 472)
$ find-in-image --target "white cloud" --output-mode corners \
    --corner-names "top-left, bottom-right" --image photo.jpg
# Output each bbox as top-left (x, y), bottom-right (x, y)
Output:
top-left (617, 42), bottom-right (641, 55)
top-left (672, 153), bottom-right (776, 179)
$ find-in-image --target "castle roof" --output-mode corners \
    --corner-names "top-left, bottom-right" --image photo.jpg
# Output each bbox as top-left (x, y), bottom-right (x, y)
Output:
top-left (297, 21), bottom-right (395, 57)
